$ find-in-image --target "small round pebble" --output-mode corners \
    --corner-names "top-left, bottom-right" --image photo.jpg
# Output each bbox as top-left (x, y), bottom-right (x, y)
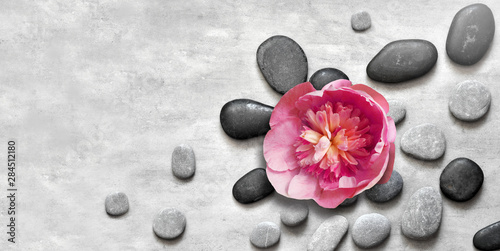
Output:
top-left (250, 222), bottom-right (281, 248)
top-left (365, 170), bottom-right (403, 202)
top-left (153, 207), bottom-right (186, 240)
top-left (352, 213), bottom-right (391, 248)
top-left (351, 11), bottom-right (371, 31)
top-left (440, 158), bottom-right (484, 202)
top-left (171, 144), bottom-right (196, 179)
top-left (387, 100), bottom-right (406, 124)
top-left (309, 68), bottom-right (349, 90)
top-left (400, 123), bottom-right (446, 160)
top-left (449, 80), bottom-right (491, 121)
top-left (105, 192), bottom-right (129, 216)
top-left (339, 195), bottom-right (358, 207)
top-left (307, 215), bottom-right (348, 251)
top-left (280, 203), bottom-right (309, 227)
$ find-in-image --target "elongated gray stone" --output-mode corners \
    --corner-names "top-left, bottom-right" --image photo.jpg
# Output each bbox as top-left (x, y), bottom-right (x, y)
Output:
top-left (280, 203), bottom-right (309, 227)
top-left (171, 144), bottom-right (196, 179)
top-left (352, 213), bottom-right (391, 248)
top-left (250, 221), bottom-right (281, 248)
top-left (446, 3), bottom-right (495, 65)
top-left (387, 100), bottom-right (406, 124)
top-left (153, 207), bottom-right (186, 240)
top-left (400, 124), bottom-right (446, 160)
top-left (401, 187), bottom-right (442, 240)
top-left (257, 35), bottom-right (308, 94)
top-left (220, 99), bottom-right (273, 139)
top-left (367, 39), bottom-right (438, 83)
top-left (449, 80), bottom-right (491, 121)
top-left (105, 192), bottom-right (129, 216)
top-left (307, 215), bottom-right (348, 251)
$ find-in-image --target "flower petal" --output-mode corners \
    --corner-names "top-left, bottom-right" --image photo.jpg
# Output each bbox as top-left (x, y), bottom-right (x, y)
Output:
top-left (266, 168), bottom-right (301, 197)
top-left (339, 176), bottom-right (357, 188)
top-left (287, 170), bottom-right (320, 199)
top-left (386, 117), bottom-right (396, 143)
top-left (350, 84), bottom-right (389, 114)
top-left (270, 82), bottom-right (316, 128)
top-left (315, 188), bottom-right (357, 208)
top-left (377, 142), bottom-right (395, 184)
top-left (264, 118), bottom-right (302, 171)
top-left (321, 79), bottom-right (352, 91)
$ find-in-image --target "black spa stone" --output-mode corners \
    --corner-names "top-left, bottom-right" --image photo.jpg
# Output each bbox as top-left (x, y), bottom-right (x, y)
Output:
top-left (257, 35), bottom-right (308, 94)
top-left (367, 39), bottom-right (438, 83)
top-left (309, 68), bottom-right (349, 90)
top-left (220, 99), bottom-right (273, 140)
top-left (473, 221), bottom-right (500, 251)
top-left (440, 157), bottom-right (484, 202)
top-left (365, 170), bottom-right (403, 203)
top-left (232, 168), bottom-right (274, 204)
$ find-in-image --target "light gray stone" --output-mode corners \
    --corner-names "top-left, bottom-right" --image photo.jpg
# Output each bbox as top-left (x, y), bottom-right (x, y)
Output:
top-left (250, 221), bottom-right (281, 248)
top-left (105, 192), bottom-right (129, 216)
top-left (401, 187), bottom-right (443, 240)
top-left (352, 213), bottom-right (391, 248)
top-left (307, 215), bottom-right (348, 251)
top-left (351, 11), bottom-right (371, 31)
top-left (171, 144), bottom-right (196, 179)
top-left (449, 80), bottom-right (491, 121)
top-left (387, 100), bottom-right (406, 124)
top-left (153, 207), bottom-right (186, 240)
top-left (280, 203), bottom-right (309, 227)
top-left (365, 170), bottom-right (403, 202)
top-left (400, 124), bottom-right (446, 160)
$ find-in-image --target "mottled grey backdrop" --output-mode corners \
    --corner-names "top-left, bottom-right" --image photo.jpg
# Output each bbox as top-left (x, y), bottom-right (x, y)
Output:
top-left (0, 0), bottom-right (499, 250)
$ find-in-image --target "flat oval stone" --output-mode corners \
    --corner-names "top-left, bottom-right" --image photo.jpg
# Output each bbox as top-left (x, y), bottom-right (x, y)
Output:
top-left (309, 68), bottom-right (349, 90)
top-left (387, 100), bottom-right (406, 124)
top-left (351, 11), bottom-right (371, 31)
top-left (446, 3), bottom-right (495, 65)
top-left (152, 207), bottom-right (186, 240)
top-left (401, 187), bottom-right (442, 240)
top-left (339, 195), bottom-right (358, 207)
top-left (105, 192), bottom-right (129, 216)
top-left (171, 144), bottom-right (196, 179)
top-left (440, 158), bottom-right (484, 202)
top-left (280, 203), bottom-right (309, 227)
top-left (257, 35), bottom-right (308, 94)
top-left (400, 123), bottom-right (446, 160)
top-left (449, 80), bottom-right (491, 121)
top-left (367, 39), bottom-right (438, 83)
top-left (232, 168), bottom-right (275, 204)
top-left (365, 170), bottom-right (403, 202)
top-left (473, 221), bottom-right (500, 250)
top-left (250, 221), bottom-right (281, 248)
top-left (220, 99), bottom-right (273, 139)
top-left (307, 215), bottom-right (348, 251)
top-left (352, 213), bottom-right (391, 248)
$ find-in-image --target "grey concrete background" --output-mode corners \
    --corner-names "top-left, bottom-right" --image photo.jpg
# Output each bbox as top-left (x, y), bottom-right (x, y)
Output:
top-left (0, 0), bottom-right (499, 250)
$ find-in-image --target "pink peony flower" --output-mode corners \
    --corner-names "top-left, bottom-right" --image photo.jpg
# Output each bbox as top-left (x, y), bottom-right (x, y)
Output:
top-left (263, 80), bottom-right (396, 208)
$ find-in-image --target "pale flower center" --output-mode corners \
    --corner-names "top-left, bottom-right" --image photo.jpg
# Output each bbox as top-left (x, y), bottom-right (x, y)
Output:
top-left (295, 101), bottom-right (373, 182)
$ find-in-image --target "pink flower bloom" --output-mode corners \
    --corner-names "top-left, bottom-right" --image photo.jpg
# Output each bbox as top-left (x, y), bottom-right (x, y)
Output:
top-left (263, 80), bottom-right (396, 208)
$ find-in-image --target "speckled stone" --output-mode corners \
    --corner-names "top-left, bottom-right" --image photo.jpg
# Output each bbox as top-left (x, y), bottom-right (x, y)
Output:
top-left (351, 11), bottom-right (371, 31)
top-left (365, 170), bottom-right (403, 202)
top-left (152, 207), bottom-right (186, 240)
top-left (352, 213), bottom-right (391, 248)
top-left (440, 158), bottom-right (484, 202)
top-left (280, 203), bottom-right (309, 227)
top-left (257, 35), bottom-right (308, 94)
top-left (387, 100), bottom-right (406, 124)
top-left (171, 144), bottom-right (196, 179)
top-left (473, 221), bottom-right (500, 250)
top-left (105, 192), bottom-right (129, 216)
top-left (339, 195), bottom-right (358, 207)
top-left (400, 124), bottom-right (446, 160)
top-left (449, 80), bottom-right (491, 121)
top-left (401, 187), bottom-right (442, 240)
top-left (232, 168), bottom-right (275, 204)
top-left (250, 221), bottom-right (281, 248)
top-left (307, 215), bottom-right (348, 251)
top-left (309, 68), bottom-right (349, 90)
top-left (220, 99), bottom-right (273, 139)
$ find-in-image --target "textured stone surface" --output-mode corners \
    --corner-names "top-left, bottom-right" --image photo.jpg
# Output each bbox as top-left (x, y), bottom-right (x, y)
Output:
top-left (365, 170), bottom-right (403, 202)
top-left (105, 192), bottom-right (129, 216)
top-left (232, 168), bottom-right (275, 204)
top-left (401, 187), bottom-right (443, 240)
top-left (400, 124), bottom-right (446, 160)
top-left (352, 213), bottom-right (391, 248)
top-left (153, 208), bottom-right (186, 240)
top-left (449, 80), bottom-right (491, 121)
top-left (387, 100), bottom-right (406, 124)
top-left (473, 221), bottom-right (500, 251)
top-left (257, 35), bottom-right (308, 94)
top-left (351, 11), bottom-right (371, 31)
top-left (440, 158), bottom-right (484, 202)
top-left (307, 215), bottom-right (348, 251)
top-left (367, 39), bottom-right (438, 83)
top-left (250, 222), bottom-right (281, 248)
top-left (220, 99), bottom-right (273, 139)
top-left (171, 144), bottom-right (196, 179)
top-left (309, 68), bottom-right (349, 90)
top-left (280, 203), bottom-right (309, 227)
top-left (446, 3), bottom-right (495, 65)
top-left (339, 195), bottom-right (358, 207)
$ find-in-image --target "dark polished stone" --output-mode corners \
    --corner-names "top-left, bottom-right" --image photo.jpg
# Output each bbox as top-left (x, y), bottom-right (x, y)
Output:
top-left (220, 99), bottom-right (273, 140)
top-left (440, 158), bottom-right (483, 202)
top-left (365, 170), bottom-right (403, 202)
top-left (232, 168), bottom-right (275, 204)
top-left (309, 68), bottom-right (349, 90)
top-left (474, 221), bottom-right (500, 251)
